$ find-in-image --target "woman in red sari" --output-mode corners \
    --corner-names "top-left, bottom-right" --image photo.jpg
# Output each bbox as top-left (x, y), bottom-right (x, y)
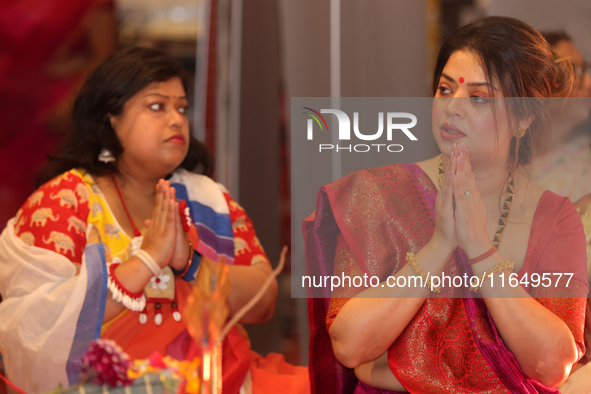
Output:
top-left (305, 17), bottom-right (588, 394)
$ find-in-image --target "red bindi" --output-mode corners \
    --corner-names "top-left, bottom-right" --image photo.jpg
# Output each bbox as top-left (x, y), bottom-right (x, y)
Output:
top-left (459, 77), bottom-right (464, 84)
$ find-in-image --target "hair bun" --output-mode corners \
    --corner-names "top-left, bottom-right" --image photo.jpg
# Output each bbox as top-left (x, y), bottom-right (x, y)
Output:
top-left (552, 50), bottom-right (576, 97)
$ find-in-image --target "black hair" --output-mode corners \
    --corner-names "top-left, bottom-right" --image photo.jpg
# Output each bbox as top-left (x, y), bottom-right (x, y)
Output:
top-left (37, 46), bottom-right (213, 187)
top-left (432, 16), bottom-right (574, 168)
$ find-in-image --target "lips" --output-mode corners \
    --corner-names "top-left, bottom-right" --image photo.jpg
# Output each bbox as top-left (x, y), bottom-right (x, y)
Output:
top-left (166, 134), bottom-right (185, 145)
top-left (440, 122), bottom-right (465, 140)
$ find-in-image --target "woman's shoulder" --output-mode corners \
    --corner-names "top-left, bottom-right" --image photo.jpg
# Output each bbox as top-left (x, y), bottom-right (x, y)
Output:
top-left (326, 163), bottom-right (416, 189)
top-left (13, 169), bottom-right (91, 262)
top-left (535, 188), bottom-right (583, 234)
top-left (169, 169), bottom-right (229, 213)
top-left (323, 162), bottom-right (437, 206)
top-left (37, 168), bottom-right (87, 190)
top-left (18, 169), bottom-right (91, 216)
top-left (169, 168), bottom-right (225, 190)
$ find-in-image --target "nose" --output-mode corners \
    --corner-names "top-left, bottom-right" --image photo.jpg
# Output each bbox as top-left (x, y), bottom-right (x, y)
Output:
top-left (168, 107), bottom-right (185, 127)
top-left (443, 96), bottom-right (467, 120)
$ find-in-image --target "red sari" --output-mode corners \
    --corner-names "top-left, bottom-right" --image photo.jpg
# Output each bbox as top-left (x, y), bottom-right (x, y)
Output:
top-left (304, 163), bottom-right (588, 394)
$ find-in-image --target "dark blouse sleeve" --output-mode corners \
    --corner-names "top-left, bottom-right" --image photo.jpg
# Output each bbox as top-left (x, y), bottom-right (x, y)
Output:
top-left (14, 171), bottom-right (90, 266)
top-left (223, 192), bottom-right (270, 266)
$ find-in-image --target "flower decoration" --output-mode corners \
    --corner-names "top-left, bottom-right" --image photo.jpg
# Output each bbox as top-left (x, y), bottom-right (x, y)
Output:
top-left (150, 272), bottom-right (171, 290)
top-left (80, 339), bottom-right (133, 387)
top-left (128, 352), bottom-right (200, 393)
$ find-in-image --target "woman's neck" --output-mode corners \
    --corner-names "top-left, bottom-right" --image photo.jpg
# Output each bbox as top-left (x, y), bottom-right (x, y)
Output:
top-left (112, 166), bottom-right (162, 204)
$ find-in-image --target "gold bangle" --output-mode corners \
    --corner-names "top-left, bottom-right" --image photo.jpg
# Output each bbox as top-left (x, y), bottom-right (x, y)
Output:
top-left (406, 252), bottom-right (441, 293)
top-left (470, 260), bottom-right (514, 293)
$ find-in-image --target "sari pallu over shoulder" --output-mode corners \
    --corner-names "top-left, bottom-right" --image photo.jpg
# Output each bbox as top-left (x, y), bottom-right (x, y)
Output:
top-left (304, 164), bottom-right (435, 394)
top-left (0, 168), bottom-right (250, 393)
top-left (0, 220), bottom-right (107, 393)
top-left (304, 163), bottom-right (586, 394)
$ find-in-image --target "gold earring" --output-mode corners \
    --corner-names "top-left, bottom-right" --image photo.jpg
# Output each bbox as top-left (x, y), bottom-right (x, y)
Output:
top-left (513, 127), bottom-right (526, 138)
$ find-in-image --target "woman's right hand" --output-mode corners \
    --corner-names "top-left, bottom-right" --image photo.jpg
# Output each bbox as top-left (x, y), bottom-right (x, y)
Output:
top-left (432, 144), bottom-right (459, 255)
top-left (140, 180), bottom-right (177, 268)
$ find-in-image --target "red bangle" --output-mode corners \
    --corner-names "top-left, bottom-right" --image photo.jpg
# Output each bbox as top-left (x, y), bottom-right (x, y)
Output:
top-left (177, 242), bottom-right (194, 277)
top-left (468, 246), bottom-right (497, 265)
top-left (108, 263), bottom-right (144, 298)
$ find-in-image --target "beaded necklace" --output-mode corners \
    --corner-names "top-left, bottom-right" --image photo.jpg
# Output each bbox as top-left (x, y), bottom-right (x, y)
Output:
top-left (110, 174), bottom-right (142, 237)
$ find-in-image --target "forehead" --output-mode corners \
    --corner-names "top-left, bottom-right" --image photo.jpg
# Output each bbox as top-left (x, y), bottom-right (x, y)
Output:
top-left (139, 77), bottom-right (186, 95)
top-left (441, 50), bottom-right (487, 83)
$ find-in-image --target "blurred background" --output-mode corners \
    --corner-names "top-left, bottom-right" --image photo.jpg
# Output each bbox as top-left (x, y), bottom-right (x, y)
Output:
top-left (0, 0), bottom-right (589, 372)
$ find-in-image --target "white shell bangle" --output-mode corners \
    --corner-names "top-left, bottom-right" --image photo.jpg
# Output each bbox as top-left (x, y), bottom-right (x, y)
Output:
top-left (107, 272), bottom-right (146, 312)
top-left (133, 249), bottom-right (161, 277)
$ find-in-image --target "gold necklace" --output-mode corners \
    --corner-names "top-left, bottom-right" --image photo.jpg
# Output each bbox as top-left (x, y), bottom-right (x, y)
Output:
top-left (437, 156), bottom-right (514, 248)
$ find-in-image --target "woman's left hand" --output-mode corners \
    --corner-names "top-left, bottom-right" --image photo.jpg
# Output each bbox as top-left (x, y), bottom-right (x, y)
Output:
top-left (452, 144), bottom-right (493, 258)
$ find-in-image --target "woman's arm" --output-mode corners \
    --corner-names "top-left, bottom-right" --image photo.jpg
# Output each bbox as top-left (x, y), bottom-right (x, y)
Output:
top-left (102, 256), bottom-right (153, 322)
top-left (328, 236), bottom-right (454, 369)
top-left (454, 148), bottom-right (586, 387)
top-left (329, 151), bottom-right (460, 369)
top-left (481, 290), bottom-right (581, 387)
top-left (216, 194), bottom-right (278, 324)
top-left (466, 228), bottom-right (585, 387)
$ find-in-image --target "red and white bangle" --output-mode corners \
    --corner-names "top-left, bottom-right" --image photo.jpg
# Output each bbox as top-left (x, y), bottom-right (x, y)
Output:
top-left (107, 263), bottom-right (146, 312)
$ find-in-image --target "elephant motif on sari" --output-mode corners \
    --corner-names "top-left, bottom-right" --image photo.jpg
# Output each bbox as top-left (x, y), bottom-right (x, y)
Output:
top-left (42, 231), bottom-right (75, 256)
top-left (232, 217), bottom-right (248, 233)
top-left (50, 189), bottom-right (78, 210)
top-left (75, 183), bottom-right (90, 203)
top-left (27, 191), bottom-right (44, 208)
top-left (19, 232), bottom-right (35, 246)
top-left (91, 202), bottom-right (103, 218)
top-left (30, 208), bottom-right (60, 227)
top-left (67, 216), bottom-right (86, 235)
top-left (234, 237), bottom-right (251, 255)
top-left (104, 223), bottom-right (120, 240)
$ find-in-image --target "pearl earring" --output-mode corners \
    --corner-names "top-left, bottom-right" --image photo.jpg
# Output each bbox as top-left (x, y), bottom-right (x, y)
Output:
top-left (98, 148), bottom-right (116, 163)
